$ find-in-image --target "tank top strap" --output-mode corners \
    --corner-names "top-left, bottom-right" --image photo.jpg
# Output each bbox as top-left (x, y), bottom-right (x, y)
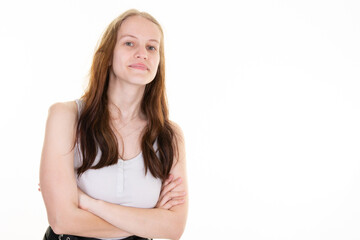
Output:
top-left (75, 99), bottom-right (84, 118)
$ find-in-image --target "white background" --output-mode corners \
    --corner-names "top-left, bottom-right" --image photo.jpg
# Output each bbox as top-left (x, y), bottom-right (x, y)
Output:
top-left (0, 0), bottom-right (359, 239)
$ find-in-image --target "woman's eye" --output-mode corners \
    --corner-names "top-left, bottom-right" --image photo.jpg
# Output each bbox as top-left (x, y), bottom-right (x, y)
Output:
top-left (147, 46), bottom-right (156, 51)
top-left (125, 42), bottom-right (133, 47)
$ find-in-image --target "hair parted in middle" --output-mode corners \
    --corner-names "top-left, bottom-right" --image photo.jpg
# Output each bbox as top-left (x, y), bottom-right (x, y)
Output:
top-left (75, 9), bottom-right (178, 182)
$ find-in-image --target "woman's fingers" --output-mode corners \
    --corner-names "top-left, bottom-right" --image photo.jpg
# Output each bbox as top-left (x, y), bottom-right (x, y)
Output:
top-left (157, 190), bottom-right (186, 208)
top-left (157, 175), bottom-right (185, 208)
top-left (159, 174), bottom-right (174, 193)
top-left (159, 190), bottom-right (186, 205)
top-left (158, 175), bottom-right (172, 197)
top-left (159, 177), bottom-right (182, 199)
top-left (163, 174), bottom-right (174, 187)
top-left (161, 197), bottom-right (186, 210)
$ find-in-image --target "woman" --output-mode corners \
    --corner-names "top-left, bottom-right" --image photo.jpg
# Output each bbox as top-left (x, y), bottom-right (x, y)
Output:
top-left (39, 9), bottom-right (188, 240)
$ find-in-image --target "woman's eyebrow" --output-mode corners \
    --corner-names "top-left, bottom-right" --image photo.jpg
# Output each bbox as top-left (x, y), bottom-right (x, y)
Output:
top-left (120, 34), bottom-right (159, 43)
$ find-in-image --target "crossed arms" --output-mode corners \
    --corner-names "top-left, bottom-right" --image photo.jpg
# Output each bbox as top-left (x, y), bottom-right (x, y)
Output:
top-left (39, 101), bottom-right (188, 240)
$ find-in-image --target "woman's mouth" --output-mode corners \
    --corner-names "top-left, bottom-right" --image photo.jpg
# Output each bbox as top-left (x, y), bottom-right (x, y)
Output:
top-left (129, 63), bottom-right (148, 71)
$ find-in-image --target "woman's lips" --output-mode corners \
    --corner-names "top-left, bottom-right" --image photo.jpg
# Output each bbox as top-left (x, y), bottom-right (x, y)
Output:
top-left (129, 63), bottom-right (148, 70)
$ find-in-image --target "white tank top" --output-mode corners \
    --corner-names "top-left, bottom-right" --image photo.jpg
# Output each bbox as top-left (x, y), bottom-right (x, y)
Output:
top-left (73, 99), bottom-right (162, 239)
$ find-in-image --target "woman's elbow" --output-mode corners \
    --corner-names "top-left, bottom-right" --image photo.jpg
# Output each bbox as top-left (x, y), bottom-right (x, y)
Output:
top-left (169, 218), bottom-right (186, 240)
top-left (47, 209), bottom-right (75, 234)
top-left (47, 212), bottom-right (62, 234)
top-left (170, 228), bottom-right (185, 240)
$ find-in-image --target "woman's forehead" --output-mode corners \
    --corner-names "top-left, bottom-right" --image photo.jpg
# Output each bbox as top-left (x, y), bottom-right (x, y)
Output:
top-left (117, 15), bottom-right (161, 42)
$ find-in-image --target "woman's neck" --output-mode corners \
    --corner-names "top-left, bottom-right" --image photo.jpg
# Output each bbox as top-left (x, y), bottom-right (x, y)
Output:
top-left (107, 77), bottom-right (146, 123)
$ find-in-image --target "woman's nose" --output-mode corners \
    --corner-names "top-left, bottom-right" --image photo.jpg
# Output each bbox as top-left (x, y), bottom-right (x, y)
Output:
top-left (135, 46), bottom-right (148, 60)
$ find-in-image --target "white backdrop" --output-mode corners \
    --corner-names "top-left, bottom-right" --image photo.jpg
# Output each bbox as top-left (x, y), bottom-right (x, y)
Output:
top-left (0, 0), bottom-right (359, 239)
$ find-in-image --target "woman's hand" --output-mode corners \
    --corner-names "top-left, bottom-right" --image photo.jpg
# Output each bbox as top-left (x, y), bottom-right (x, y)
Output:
top-left (155, 174), bottom-right (186, 210)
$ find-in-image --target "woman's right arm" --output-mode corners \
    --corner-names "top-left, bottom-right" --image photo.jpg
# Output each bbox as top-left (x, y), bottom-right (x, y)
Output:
top-left (39, 101), bottom-right (132, 238)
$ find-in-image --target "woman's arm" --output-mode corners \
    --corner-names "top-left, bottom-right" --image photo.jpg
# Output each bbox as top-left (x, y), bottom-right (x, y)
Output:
top-left (39, 102), bottom-right (132, 238)
top-left (79, 123), bottom-right (188, 240)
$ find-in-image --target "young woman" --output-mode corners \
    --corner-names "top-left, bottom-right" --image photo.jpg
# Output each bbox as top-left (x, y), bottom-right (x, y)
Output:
top-left (39, 9), bottom-right (188, 240)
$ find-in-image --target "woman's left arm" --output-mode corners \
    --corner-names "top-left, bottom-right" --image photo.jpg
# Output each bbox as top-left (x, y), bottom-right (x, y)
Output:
top-left (81, 124), bottom-right (188, 240)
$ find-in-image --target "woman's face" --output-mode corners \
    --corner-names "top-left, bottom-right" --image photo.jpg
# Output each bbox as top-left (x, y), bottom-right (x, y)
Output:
top-left (110, 15), bottom-right (161, 86)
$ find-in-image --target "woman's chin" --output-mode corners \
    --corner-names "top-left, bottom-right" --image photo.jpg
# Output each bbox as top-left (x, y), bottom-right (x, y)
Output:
top-left (125, 78), bottom-right (154, 87)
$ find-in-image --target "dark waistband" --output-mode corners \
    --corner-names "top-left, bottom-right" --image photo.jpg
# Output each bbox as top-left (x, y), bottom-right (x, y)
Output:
top-left (44, 226), bottom-right (151, 240)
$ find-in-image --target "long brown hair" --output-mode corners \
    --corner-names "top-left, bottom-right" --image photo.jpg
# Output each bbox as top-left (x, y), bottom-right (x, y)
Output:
top-left (75, 9), bottom-right (178, 182)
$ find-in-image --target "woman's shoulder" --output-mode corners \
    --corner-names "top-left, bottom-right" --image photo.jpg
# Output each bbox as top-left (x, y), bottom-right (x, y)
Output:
top-left (47, 100), bottom-right (78, 125)
top-left (168, 120), bottom-right (185, 147)
top-left (169, 120), bottom-right (184, 139)
top-left (43, 101), bottom-right (79, 154)
top-left (168, 120), bottom-right (186, 170)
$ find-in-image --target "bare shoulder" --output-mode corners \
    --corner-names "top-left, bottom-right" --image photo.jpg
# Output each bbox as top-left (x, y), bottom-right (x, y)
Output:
top-left (48, 100), bottom-right (77, 119)
top-left (44, 101), bottom-right (78, 152)
top-left (169, 120), bottom-right (186, 166)
top-left (169, 120), bottom-right (185, 143)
